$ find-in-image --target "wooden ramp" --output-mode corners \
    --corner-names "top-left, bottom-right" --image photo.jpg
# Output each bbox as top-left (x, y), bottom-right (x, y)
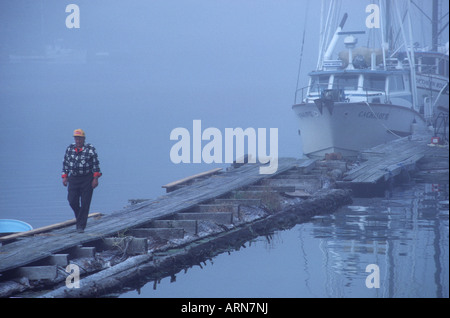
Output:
top-left (338, 135), bottom-right (433, 193)
top-left (0, 158), bottom-right (309, 275)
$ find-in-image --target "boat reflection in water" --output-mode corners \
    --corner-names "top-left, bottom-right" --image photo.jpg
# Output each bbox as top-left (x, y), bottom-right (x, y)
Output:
top-left (305, 182), bottom-right (448, 298)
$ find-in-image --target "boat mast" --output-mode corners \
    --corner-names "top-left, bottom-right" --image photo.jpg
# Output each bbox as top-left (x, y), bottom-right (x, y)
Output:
top-left (407, 0), bottom-right (419, 111)
top-left (317, 0), bottom-right (338, 70)
top-left (432, 0), bottom-right (438, 51)
top-left (384, 0), bottom-right (392, 51)
top-left (393, 0), bottom-right (419, 110)
top-left (379, 0), bottom-right (387, 70)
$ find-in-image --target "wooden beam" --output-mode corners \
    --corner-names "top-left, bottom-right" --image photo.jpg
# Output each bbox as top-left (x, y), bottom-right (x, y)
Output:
top-left (129, 228), bottom-right (184, 240)
top-left (197, 204), bottom-right (239, 213)
top-left (45, 254), bottom-right (69, 267)
top-left (162, 168), bottom-right (222, 192)
top-left (214, 198), bottom-right (262, 205)
top-left (0, 213), bottom-right (103, 243)
top-left (16, 265), bottom-right (57, 281)
top-left (245, 185), bottom-right (296, 192)
top-left (66, 246), bottom-right (96, 259)
top-left (148, 220), bottom-right (198, 235)
top-left (175, 212), bottom-right (233, 224)
top-left (283, 189), bottom-right (312, 198)
top-left (128, 199), bottom-right (150, 205)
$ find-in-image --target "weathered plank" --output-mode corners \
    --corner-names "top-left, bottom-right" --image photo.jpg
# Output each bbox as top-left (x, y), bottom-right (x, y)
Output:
top-left (343, 136), bottom-right (431, 184)
top-left (16, 266), bottom-right (57, 281)
top-left (45, 254), bottom-right (69, 267)
top-left (175, 212), bottom-right (233, 224)
top-left (245, 185), bottom-right (296, 192)
top-left (129, 228), bottom-right (184, 240)
top-left (162, 168), bottom-right (223, 192)
top-left (261, 178), bottom-right (322, 193)
top-left (148, 220), bottom-right (198, 235)
top-left (351, 146), bottom-right (421, 183)
top-left (68, 246), bottom-right (96, 259)
top-left (214, 198), bottom-right (262, 206)
top-left (197, 204), bottom-right (239, 214)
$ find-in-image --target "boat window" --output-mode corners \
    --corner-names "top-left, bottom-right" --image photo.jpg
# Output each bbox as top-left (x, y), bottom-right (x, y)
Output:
top-left (389, 75), bottom-right (405, 92)
top-left (310, 75), bottom-right (329, 90)
top-left (332, 75), bottom-right (359, 90)
top-left (363, 74), bottom-right (385, 92)
top-left (420, 56), bottom-right (437, 74)
top-left (438, 59), bottom-right (449, 77)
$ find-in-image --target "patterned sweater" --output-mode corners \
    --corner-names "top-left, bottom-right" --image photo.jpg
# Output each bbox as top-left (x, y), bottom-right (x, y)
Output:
top-left (62, 143), bottom-right (102, 178)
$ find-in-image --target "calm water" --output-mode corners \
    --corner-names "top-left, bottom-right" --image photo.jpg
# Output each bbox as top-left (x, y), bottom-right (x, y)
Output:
top-left (120, 181), bottom-right (449, 298)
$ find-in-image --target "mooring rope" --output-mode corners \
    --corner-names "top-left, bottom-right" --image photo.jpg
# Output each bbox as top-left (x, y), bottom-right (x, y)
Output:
top-left (363, 101), bottom-right (404, 138)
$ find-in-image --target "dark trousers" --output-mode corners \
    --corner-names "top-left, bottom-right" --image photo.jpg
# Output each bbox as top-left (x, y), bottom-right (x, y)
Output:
top-left (67, 174), bottom-right (94, 230)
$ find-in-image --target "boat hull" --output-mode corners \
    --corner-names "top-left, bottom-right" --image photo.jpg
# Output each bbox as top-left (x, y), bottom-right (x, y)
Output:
top-left (416, 74), bottom-right (449, 114)
top-left (292, 102), bottom-right (428, 157)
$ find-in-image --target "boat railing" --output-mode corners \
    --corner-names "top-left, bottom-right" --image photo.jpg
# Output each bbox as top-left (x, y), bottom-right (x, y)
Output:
top-left (294, 84), bottom-right (329, 104)
top-left (362, 87), bottom-right (388, 103)
top-left (433, 112), bottom-right (449, 143)
top-left (294, 86), bottom-right (310, 104)
top-left (294, 84), bottom-right (388, 104)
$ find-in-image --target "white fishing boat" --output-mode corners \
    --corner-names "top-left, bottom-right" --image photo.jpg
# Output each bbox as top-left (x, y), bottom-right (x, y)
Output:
top-left (292, 0), bottom-right (448, 157)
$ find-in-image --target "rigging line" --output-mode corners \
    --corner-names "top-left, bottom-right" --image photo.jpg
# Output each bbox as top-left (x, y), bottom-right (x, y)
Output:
top-left (294, 0), bottom-right (310, 100)
top-left (411, 0), bottom-right (432, 22)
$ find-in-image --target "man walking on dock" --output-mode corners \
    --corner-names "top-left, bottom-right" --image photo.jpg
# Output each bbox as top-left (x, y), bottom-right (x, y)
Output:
top-left (62, 129), bottom-right (102, 233)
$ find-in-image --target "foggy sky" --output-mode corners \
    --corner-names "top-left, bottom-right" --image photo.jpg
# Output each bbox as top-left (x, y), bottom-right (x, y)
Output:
top-left (1, 1), bottom-right (445, 91)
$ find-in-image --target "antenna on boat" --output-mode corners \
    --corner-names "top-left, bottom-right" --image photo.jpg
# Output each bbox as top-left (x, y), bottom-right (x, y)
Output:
top-left (344, 35), bottom-right (357, 70)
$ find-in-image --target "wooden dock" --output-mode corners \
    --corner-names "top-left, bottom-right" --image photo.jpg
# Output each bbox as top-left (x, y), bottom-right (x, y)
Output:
top-left (0, 158), bottom-right (311, 276)
top-left (337, 134), bottom-right (447, 195)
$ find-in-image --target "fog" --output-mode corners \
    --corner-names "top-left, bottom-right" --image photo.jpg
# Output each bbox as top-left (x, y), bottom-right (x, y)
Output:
top-left (0, 0), bottom-right (444, 226)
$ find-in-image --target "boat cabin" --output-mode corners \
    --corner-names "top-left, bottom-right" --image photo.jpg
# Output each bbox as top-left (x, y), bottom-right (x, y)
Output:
top-left (303, 69), bottom-right (412, 107)
top-left (415, 51), bottom-right (449, 78)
